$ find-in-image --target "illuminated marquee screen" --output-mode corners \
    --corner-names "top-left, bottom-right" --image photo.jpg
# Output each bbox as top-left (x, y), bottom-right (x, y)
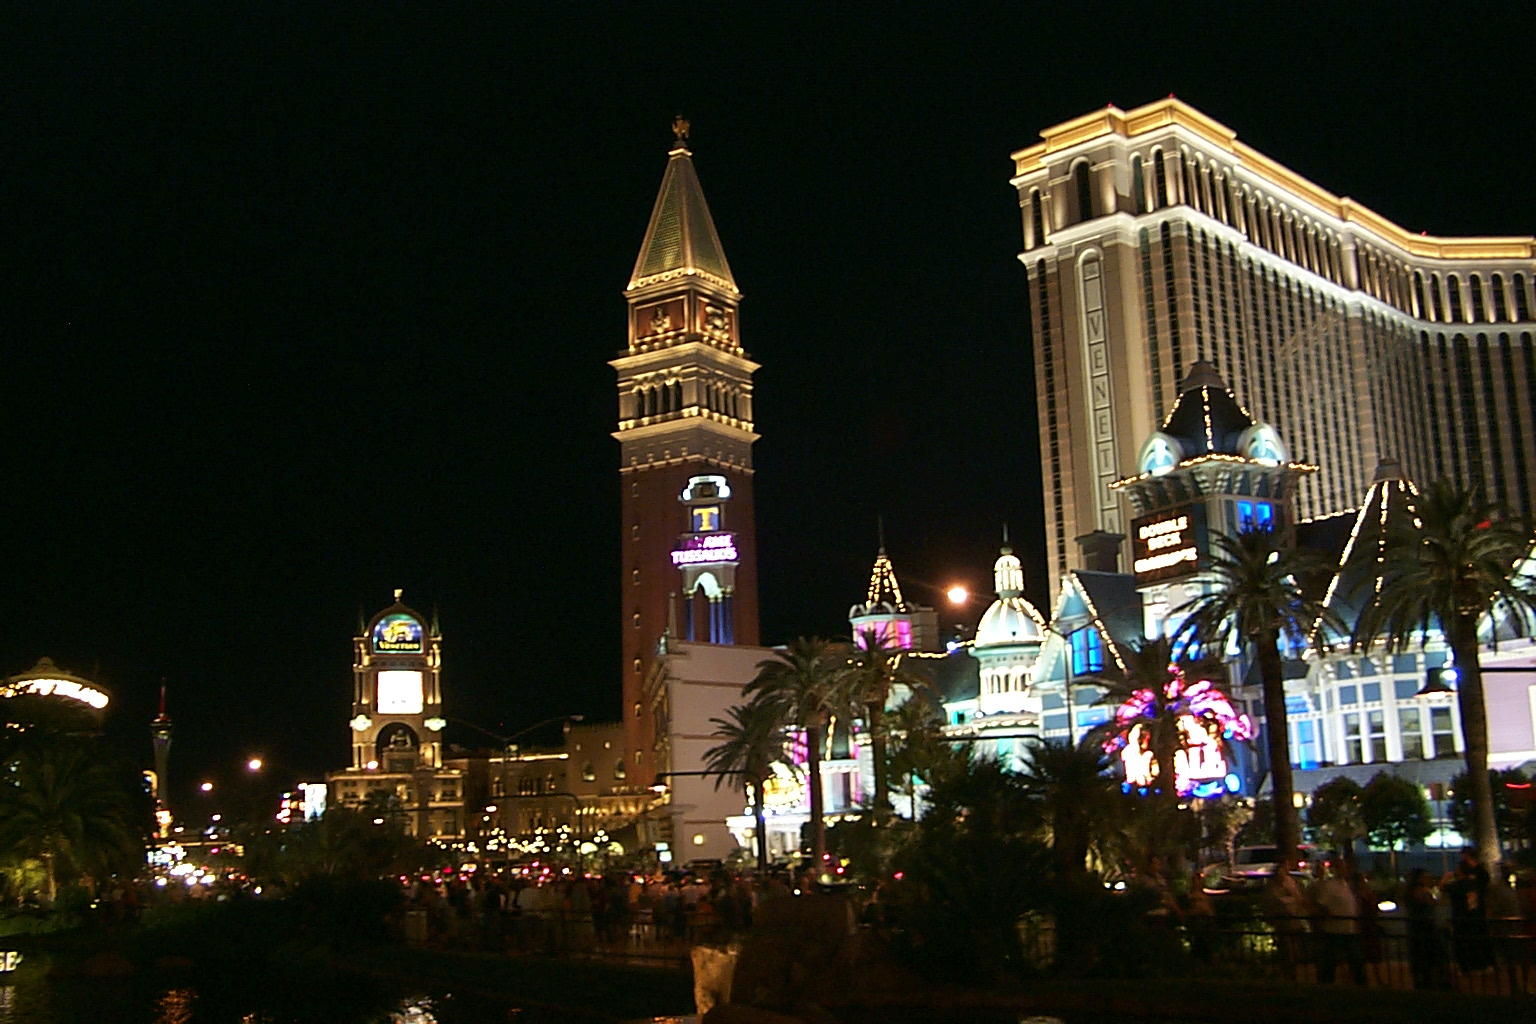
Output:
top-left (372, 613), bottom-right (423, 653)
top-left (1131, 506), bottom-right (1206, 584)
top-left (671, 532), bottom-right (738, 566)
top-left (376, 670), bottom-right (424, 714)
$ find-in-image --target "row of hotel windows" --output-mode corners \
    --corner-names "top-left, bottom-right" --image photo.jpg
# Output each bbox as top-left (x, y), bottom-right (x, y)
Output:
top-left (1137, 223), bottom-right (1363, 519)
top-left (1026, 149), bottom-right (1533, 327)
top-left (491, 763), bottom-right (628, 797)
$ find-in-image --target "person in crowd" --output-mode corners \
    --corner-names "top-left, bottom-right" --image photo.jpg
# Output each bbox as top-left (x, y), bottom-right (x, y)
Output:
top-left (1405, 869), bottom-right (1449, 990)
top-left (1264, 870), bottom-right (1312, 981)
top-left (1443, 849), bottom-right (1493, 974)
top-left (1348, 870), bottom-right (1383, 982)
top-left (1311, 862), bottom-right (1364, 984)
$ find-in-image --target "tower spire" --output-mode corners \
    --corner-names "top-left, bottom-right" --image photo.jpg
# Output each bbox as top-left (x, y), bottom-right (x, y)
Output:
top-left (628, 119), bottom-right (738, 296)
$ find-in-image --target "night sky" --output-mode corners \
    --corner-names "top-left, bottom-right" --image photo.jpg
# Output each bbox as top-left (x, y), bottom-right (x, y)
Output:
top-left (8, 9), bottom-right (1534, 809)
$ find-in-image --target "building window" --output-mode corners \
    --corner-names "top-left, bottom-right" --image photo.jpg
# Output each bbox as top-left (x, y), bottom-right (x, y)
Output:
top-left (1448, 275), bottom-right (1464, 323)
top-left (614, 759), bottom-right (627, 781)
top-left (1130, 155), bottom-right (1145, 215)
top-left (1072, 161), bottom-right (1093, 223)
top-left (1366, 710), bottom-right (1385, 761)
top-left (1514, 274), bottom-right (1530, 322)
top-left (1429, 707), bottom-right (1455, 757)
top-left (1342, 712), bottom-right (1363, 764)
top-left (1398, 706), bottom-right (1424, 759)
top-left (1069, 629), bottom-right (1104, 675)
top-left (1470, 275), bottom-right (1486, 322)
top-left (581, 762), bottom-right (596, 782)
top-left (1029, 187), bottom-right (1045, 247)
top-left (1236, 499), bottom-right (1274, 531)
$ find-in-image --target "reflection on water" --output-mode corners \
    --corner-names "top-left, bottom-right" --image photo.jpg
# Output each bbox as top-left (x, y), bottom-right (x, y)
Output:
top-left (0, 974), bottom-right (556, 1024)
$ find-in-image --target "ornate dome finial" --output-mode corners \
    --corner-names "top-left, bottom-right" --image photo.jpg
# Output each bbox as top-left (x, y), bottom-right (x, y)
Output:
top-left (671, 115), bottom-right (691, 150)
top-left (393, 587), bottom-right (404, 604)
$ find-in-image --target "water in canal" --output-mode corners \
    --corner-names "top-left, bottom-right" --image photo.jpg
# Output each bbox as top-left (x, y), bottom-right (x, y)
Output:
top-left (0, 971), bottom-right (564, 1024)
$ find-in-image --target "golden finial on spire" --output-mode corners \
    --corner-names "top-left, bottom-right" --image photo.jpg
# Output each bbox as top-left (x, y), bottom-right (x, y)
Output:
top-left (393, 587), bottom-right (403, 603)
top-left (671, 115), bottom-right (690, 149)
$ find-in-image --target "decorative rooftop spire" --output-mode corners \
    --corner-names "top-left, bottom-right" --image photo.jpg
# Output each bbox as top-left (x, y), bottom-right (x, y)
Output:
top-left (864, 538), bottom-right (908, 611)
top-left (1178, 359), bottom-right (1227, 393)
top-left (629, 119), bottom-right (739, 294)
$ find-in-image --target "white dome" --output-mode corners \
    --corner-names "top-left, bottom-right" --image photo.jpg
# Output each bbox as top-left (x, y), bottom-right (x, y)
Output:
top-left (975, 596), bottom-right (1045, 647)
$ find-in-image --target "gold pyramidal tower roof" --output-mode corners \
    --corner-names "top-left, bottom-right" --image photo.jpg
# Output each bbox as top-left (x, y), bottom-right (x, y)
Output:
top-left (628, 118), bottom-right (739, 295)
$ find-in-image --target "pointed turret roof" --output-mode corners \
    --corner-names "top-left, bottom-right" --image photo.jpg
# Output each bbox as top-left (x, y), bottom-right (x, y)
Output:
top-left (862, 546), bottom-right (909, 612)
top-left (1314, 458), bottom-right (1421, 644)
top-left (1160, 360), bottom-right (1256, 458)
top-left (628, 118), bottom-right (739, 295)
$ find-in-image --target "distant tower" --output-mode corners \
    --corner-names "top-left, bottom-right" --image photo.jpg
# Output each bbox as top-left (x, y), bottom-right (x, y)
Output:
top-left (327, 590), bottom-right (465, 839)
top-left (348, 589), bottom-right (444, 773)
top-left (971, 533), bottom-right (1048, 717)
top-left (612, 118), bottom-right (761, 782)
top-left (150, 685), bottom-right (173, 836)
top-left (848, 524), bottom-right (939, 652)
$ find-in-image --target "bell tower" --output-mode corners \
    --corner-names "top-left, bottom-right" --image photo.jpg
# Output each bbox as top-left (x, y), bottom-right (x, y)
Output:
top-left (613, 119), bottom-right (760, 783)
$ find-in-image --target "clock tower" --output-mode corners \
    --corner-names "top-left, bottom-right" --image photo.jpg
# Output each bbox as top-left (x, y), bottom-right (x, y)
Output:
top-left (613, 119), bottom-right (760, 783)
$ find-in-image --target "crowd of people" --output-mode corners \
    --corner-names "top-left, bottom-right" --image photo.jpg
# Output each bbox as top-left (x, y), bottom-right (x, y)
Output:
top-left (397, 867), bottom-right (790, 954)
top-left (1211, 850), bottom-right (1527, 990)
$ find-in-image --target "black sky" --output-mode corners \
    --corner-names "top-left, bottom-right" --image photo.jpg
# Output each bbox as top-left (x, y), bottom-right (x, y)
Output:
top-left (7, 7), bottom-right (1534, 808)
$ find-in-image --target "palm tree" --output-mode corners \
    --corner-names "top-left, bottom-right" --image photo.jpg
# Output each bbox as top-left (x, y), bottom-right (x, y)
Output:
top-left (886, 689), bottom-right (964, 820)
top-left (746, 637), bottom-right (849, 869)
top-left (1017, 738), bottom-right (1115, 886)
top-left (1354, 479), bottom-right (1536, 870)
top-left (0, 740), bottom-right (145, 904)
top-left (1177, 526), bottom-right (1339, 880)
top-left (703, 698), bottom-right (786, 872)
top-left (843, 628), bottom-right (930, 816)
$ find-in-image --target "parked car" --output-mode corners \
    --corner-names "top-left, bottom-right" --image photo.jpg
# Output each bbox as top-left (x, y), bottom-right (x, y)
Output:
top-left (1202, 845), bottom-right (1317, 891)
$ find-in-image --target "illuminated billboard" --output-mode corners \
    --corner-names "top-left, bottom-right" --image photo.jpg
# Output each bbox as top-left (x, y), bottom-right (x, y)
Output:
top-left (671, 532), bottom-right (738, 566)
top-left (1131, 505), bottom-right (1206, 584)
top-left (1, 677), bottom-right (110, 710)
top-left (376, 670), bottom-right (424, 714)
top-left (1103, 670), bottom-right (1254, 799)
top-left (372, 613), bottom-right (423, 653)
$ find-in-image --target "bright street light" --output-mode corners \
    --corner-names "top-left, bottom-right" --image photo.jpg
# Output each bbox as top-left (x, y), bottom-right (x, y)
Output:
top-left (199, 781), bottom-right (214, 793)
top-left (246, 757), bottom-right (264, 772)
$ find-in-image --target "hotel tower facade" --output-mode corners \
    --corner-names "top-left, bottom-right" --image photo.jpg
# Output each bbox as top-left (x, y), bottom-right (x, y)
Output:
top-left (1012, 99), bottom-right (1536, 595)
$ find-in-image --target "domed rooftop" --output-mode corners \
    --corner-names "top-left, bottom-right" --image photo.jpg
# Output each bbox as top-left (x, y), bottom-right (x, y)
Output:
top-left (1159, 360), bottom-right (1257, 458)
top-left (974, 545), bottom-right (1046, 647)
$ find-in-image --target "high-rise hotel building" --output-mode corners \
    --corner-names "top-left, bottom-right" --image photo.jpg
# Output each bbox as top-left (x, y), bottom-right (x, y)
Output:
top-left (1012, 99), bottom-right (1536, 595)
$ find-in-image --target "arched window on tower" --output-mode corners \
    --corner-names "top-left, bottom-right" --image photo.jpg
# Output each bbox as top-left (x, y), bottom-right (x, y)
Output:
top-left (1413, 271), bottom-right (1426, 319)
top-left (1470, 275), bottom-right (1486, 322)
top-left (1428, 273), bottom-right (1443, 321)
top-left (1154, 149), bottom-right (1170, 209)
top-left (1072, 161), bottom-right (1093, 223)
top-left (1515, 274), bottom-right (1531, 322)
top-left (1448, 275), bottom-right (1464, 323)
top-left (1491, 273), bottom-right (1506, 322)
top-left (1130, 155), bottom-right (1145, 215)
top-left (1030, 187), bottom-right (1045, 247)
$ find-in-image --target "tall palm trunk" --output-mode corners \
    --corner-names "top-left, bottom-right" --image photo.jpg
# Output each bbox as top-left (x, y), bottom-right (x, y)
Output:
top-left (868, 696), bottom-right (891, 816)
top-left (1450, 614), bottom-right (1502, 869)
top-left (806, 719), bottom-right (827, 869)
top-left (751, 776), bottom-right (769, 873)
top-left (1257, 631), bottom-right (1300, 873)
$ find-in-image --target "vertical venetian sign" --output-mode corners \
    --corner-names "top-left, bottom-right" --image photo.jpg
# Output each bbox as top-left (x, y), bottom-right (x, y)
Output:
top-left (1079, 252), bottom-right (1120, 535)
